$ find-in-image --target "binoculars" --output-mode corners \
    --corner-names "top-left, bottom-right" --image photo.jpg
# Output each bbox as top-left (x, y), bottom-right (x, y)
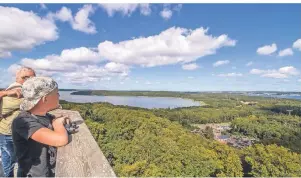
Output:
top-left (64, 122), bottom-right (79, 134)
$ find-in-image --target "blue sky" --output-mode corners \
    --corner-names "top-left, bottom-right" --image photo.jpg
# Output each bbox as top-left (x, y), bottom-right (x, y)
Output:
top-left (0, 3), bottom-right (300, 91)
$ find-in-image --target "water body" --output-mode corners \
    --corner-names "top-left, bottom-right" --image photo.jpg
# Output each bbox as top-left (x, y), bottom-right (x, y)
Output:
top-left (247, 93), bottom-right (301, 100)
top-left (59, 91), bottom-right (201, 109)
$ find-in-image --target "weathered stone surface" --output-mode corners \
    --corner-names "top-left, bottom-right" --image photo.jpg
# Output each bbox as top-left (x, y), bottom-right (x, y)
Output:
top-left (50, 109), bottom-right (116, 177)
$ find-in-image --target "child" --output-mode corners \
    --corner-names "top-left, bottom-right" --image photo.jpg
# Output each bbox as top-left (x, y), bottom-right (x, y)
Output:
top-left (12, 77), bottom-right (69, 177)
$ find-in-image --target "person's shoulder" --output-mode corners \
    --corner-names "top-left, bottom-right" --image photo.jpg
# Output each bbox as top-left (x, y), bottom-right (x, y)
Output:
top-left (46, 113), bottom-right (55, 120)
top-left (12, 112), bottom-right (45, 139)
top-left (12, 112), bottom-right (36, 127)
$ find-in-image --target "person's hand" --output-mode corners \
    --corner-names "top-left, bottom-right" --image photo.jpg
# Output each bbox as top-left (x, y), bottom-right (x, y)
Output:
top-left (53, 116), bottom-right (71, 126)
top-left (6, 89), bottom-right (22, 98)
top-left (65, 122), bottom-right (79, 134)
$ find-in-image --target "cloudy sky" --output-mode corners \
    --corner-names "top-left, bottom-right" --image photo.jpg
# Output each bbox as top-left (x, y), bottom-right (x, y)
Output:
top-left (0, 4), bottom-right (300, 91)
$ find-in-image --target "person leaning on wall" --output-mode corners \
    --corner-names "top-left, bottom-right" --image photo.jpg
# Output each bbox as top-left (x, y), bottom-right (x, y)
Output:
top-left (11, 76), bottom-right (71, 177)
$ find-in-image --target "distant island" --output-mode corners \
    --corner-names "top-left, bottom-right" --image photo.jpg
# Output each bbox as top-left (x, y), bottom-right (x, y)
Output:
top-left (70, 90), bottom-right (301, 100)
top-left (71, 90), bottom-right (191, 98)
top-left (58, 89), bottom-right (77, 91)
top-left (71, 90), bottom-right (301, 96)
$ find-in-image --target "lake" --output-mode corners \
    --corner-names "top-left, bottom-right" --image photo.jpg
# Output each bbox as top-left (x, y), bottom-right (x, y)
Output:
top-left (247, 93), bottom-right (301, 100)
top-left (59, 91), bottom-right (201, 109)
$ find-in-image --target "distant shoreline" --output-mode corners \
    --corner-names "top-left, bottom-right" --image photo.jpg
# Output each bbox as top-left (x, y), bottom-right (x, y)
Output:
top-left (70, 90), bottom-right (301, 97)
top-left (67, 90), bottom-right (301, 102)
top-left (61, 89), bottom-right (301, 95)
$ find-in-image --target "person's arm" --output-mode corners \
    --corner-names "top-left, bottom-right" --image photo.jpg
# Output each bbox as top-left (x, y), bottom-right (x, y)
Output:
top-left (31, 116), bottom-right (69, 147)
top-left (0, 90), bottom-right (8, 98)
top-left (0, 89), bottom-right (22, 99)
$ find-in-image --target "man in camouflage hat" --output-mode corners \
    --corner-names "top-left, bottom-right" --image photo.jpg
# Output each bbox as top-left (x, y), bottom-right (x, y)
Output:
top-left (12, 76), bottom-right (69, 177)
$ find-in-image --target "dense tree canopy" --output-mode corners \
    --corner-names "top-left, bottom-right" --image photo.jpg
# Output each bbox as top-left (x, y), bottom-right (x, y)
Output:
top-left (61, 92), bottom-right (301, 177)
top-left (63, 102), bottom-right (243, 176)
top-left (242, 144), bottom-right (301, 177)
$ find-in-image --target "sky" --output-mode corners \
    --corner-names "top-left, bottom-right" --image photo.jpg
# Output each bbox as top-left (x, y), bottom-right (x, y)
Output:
top-left (0, 3), bottom-right (300, 91)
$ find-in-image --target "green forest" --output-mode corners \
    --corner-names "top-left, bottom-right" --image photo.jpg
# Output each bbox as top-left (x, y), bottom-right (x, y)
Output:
top-left (60, 92), bottom-right (301, 177)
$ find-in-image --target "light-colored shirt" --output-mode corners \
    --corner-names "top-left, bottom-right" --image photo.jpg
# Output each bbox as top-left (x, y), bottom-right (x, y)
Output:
top-left (0, 82), bottom-right (23, 135)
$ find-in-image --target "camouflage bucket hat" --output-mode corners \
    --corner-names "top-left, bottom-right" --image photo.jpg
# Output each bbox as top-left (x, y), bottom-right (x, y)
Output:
top-left (20, 77), bottom-right (58, 111)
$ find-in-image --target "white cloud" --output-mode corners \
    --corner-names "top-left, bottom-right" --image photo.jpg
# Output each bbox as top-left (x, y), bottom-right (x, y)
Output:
top-left (160, 4), bottom-right (182, 20)
top-left (213, 60), bottom-right (230, 67)
top-left (99, 3), bottom-right (151, 17)
top-left (104, 62), bottom-right (129, 72)
top-left (17, 47), bottom-right (101, 71)
top-left (0, 6), bottom-right (58, 58)
top-left (250, 66), bottom-right (299, 79)
top-left (262, 72), bottom-right (288, 79)
top-left (50, 5), bottom-right (96, 34)
top-left (8, 25), bottom-right (236, 85)
top-left (62, 69), bottom-right (100, 84)
top-left (246, 61), bottom-right (253, 66)
top-left (8, 47), bottom-right (128, 84)
top-left (298, 79), bottom-right (301, 82)
top-left (173, 4), bottom-right (182, 12)
top-left (257, 43), bottom-right (277, 55)
top-left (72, 5), bottom-right (97, 34)
top-left (145, 81), bottom-right (152, 85)
top-left (139, 4), bottom-right (151, 16)
top-left (160, 8), bottom-right (172, 20)
top-left (0, 51), bottom-right (12, 58)
top-left (40, 3), bottom-right (47, 10)
top-left (250, 69), bottom-right (264, 75)
top-left (58, 64), bottom-right (129, 84)
top-left (188, 76), bottom-right (195, 79)
top-left (218, 73), bottom-right (242, 77)
top-left (278, 66), bottom-right (299, 75)
top-left (20, 58), bottom-right (78, 72)
top-left (7, 64), bottom-right (21, 74)
top-left (59, 47), bottom-right (101, 63)
top-left (98, 27), bottom-right (236, 67)
top-left (293, 38), bottom-right (301, 51)
top-left (52, 6), bottom-right (73, 22)
top-left (182, 63), bottom-right (199, 70)
top-left (278, 48), bottom-right (293, 57)
top-left (99, 4), bottom-right (137, 16)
